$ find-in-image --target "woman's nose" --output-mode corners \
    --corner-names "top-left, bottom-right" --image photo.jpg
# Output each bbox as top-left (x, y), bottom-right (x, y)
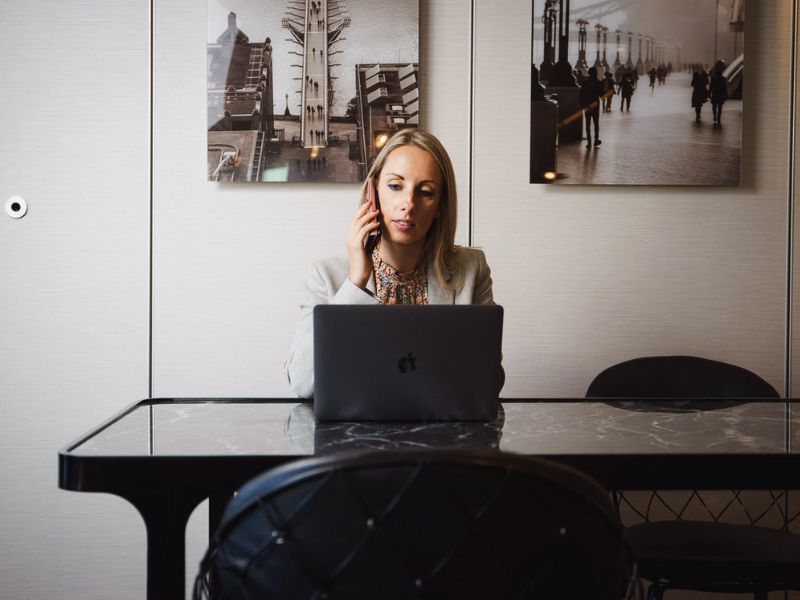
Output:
top-left (401, 191), bottom-right (415, 211)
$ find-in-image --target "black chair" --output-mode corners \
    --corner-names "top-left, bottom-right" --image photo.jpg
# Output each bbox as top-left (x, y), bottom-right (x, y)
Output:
top-left (587, 355), bottom-right (800, 600)
top-left (586, 355), bottom-right (780, 400)
top-left (194, 449), bottom-right (630, 600)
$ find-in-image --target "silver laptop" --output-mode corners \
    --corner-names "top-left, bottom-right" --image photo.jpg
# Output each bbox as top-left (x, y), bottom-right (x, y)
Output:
top-left (313, 305), bottom-right (503, 421)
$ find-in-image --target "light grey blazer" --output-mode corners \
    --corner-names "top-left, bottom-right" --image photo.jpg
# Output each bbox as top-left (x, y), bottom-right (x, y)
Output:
top-left (284, 246), bottom-right (495, 398)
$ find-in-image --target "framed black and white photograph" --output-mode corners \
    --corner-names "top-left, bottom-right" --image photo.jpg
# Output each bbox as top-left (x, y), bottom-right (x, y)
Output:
top-left (530, 0), bottom-right (744, 185)
top-left (207, 0), bottom-right (419, 183)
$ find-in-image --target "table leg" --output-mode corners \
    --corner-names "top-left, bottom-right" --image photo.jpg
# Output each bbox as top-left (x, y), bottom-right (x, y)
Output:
top-left (208, 492), bottom-right (232, 543)
top-left (141, 501), bottom-right (195, 600)
top-left (206, 492), bottom-right (233, 598)
top-left (117, 487), bottom-right (207, 600)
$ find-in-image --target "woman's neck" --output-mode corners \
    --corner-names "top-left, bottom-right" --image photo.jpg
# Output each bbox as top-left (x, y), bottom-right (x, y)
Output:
top-left (377, 239), bottom-right (427, 273)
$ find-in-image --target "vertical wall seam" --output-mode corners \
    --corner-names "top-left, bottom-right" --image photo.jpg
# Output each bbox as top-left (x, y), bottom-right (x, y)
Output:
top-left (468, 0), bottom-right (476, 247)
top-left (787, 0), bottom-right (798, 452)
top-left (149, 0), bottom-right (154, 401)
top-left (148, 0), bottom-right (155, 451)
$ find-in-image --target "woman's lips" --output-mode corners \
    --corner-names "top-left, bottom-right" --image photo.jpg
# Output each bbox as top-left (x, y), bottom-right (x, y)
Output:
top-left (393, 220), bottom-right (416, 232)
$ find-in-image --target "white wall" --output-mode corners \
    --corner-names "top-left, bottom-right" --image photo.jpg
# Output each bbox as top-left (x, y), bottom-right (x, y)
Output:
top-left (0, 1), bottom-right (150, 598)
top-left (1, 0), bottom-right (799, 598)
top-left (156, 0), bottom-right (795, 402)
top-left (475, 0), bottom-right (792, 398)
top-left (158, 2), bottom-right (473, 589)
top-left (152, 0), bottom-right (472, 398)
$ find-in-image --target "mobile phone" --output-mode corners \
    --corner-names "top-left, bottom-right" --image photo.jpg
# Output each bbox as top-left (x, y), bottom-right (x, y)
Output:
top-left (363, 176), bottom-right (381, 254)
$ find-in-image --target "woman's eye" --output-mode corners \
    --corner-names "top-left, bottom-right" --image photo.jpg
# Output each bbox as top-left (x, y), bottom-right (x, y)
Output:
top-left (419, 189), bottom-right (435, 197)
top-left (387, 183), bottom-right (402, 191)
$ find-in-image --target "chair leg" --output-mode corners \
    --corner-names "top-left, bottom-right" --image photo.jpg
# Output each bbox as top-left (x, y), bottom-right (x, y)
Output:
top-left (646, 584), bottom-right (664, 600)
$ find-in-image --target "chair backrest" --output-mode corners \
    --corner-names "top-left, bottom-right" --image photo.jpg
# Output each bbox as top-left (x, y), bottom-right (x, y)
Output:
top-left (195, 449), bottom-right (628, 600)
top-left (585, 355), bottom-right (779, 399)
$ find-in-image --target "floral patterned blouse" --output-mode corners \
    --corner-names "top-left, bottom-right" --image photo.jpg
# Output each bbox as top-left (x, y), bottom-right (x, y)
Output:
top-left (371, 246), bottom-right (429, 305)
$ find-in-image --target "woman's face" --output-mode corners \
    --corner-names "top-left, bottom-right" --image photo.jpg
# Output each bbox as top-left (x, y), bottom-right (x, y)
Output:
top-left (376, 144), bottom-right (443, 249)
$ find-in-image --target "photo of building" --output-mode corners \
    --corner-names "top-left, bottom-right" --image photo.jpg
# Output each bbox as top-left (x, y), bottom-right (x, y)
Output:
top-left (207, 0), bottom-right (419, 183)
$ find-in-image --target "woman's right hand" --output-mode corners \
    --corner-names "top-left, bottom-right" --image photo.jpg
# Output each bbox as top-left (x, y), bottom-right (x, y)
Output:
top-left (346, 201), bottom-right (380, 290)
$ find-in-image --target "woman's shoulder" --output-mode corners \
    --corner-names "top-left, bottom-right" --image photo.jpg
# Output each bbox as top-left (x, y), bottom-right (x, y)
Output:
top-left (449, 245), bottom-right (490, 275)
top-left (451, 245), bottom-right (488, 263)
top-left (303, 253), bottom-right (349, 289)
top-left (301, 253), bottom-right (378, 306)
top-left (312, 253), bottom-right (349, 274)
top-left (309, 254), bottom-right (349, 283)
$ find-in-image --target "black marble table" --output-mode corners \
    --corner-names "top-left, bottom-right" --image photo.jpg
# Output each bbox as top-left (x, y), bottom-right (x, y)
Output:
top-left (59, 398), bottom-right (798, 600)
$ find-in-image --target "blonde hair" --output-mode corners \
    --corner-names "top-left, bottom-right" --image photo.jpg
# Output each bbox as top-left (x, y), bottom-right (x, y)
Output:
top-left (360, 128), bottom-right (461, 290)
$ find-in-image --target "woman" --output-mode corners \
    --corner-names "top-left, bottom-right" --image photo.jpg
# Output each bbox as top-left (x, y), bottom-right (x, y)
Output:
top-left (709, 60), bottom-right (728, 125)
top-left (602, 71), bottom-right (615, 111)
top-left (618, 73), bottom-right (633, 112)
top-left (284, 129), bottom-right (496, 398)
top-left (691, 69), bottom-right (709, 122)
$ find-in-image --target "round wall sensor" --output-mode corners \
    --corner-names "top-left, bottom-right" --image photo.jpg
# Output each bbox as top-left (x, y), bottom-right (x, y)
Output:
top-left (5, 196), bottom-right (27, 219)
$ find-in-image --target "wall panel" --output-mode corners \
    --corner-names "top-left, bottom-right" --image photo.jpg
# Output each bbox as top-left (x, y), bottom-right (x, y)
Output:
top-left (155, 3), bottom-right (472, 594)
top-left (0, 0), bottom-right (150, 597)
top-left (1, 0), bottom-right (797, 597)
top-left (152, 0), bottom-right (472, 397)
top-left (474, 0), bottom-right (792, 398)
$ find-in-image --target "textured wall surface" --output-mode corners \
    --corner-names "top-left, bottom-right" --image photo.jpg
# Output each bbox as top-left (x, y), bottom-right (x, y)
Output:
top-left (152, 0), bottom-right (471, 398)
top-left (0, 1), bottom-right (150, 597)
top-left (1, 0), bottom-right (798, 598)
top-left (159, 0), bottom-right (474, 596)
top-left (475, 0), bottom-right (792, 398)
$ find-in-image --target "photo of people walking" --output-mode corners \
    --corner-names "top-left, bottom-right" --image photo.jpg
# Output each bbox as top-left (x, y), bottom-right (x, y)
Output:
top-left (530, 0), bottom-right (744, 185)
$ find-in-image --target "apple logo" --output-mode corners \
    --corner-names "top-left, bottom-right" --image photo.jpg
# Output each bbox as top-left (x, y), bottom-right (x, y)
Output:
top-left (397, 352), bottom-right (417, 374)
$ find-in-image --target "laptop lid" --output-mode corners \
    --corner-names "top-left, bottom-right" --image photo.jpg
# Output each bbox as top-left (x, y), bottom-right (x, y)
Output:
top-left (313, 305), bottom-right (503, 421)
